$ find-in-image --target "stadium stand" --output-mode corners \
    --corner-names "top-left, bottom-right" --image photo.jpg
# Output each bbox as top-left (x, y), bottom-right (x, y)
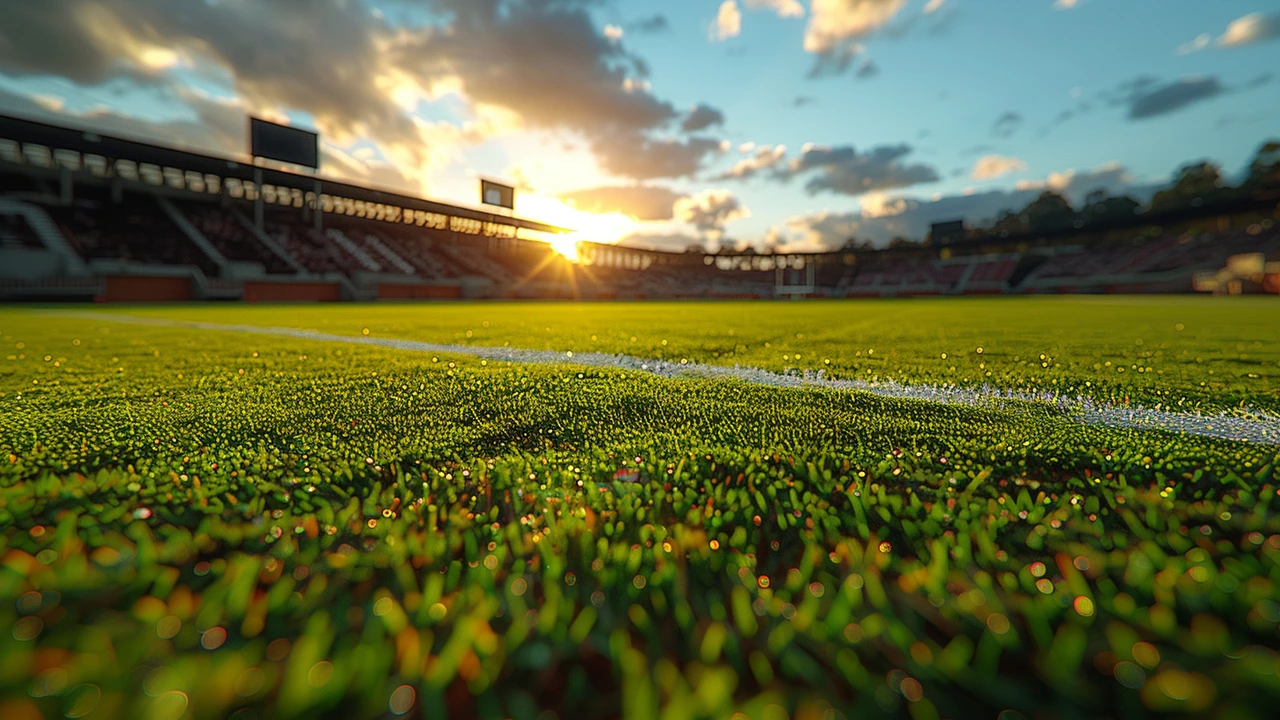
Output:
top-left (181, 202), bottom-right (296, 274)
top-left (1, 112), bottom-right (1278, 302)
top-left (0, 211), bottom-right (40, 249)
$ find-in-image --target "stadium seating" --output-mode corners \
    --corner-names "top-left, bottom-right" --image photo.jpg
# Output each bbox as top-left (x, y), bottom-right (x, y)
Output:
top-left (182, 203), bottom-right (295, 274)
top-left (45, 193), bottom-right (220, 276)
top-left (3, 154), bottom-right (1277, 301)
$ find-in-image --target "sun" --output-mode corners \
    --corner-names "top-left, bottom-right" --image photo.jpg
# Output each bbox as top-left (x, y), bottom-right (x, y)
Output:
top-left (550, 235), bottom-right (581, 263)
top-left (514, 194), bottom-right (639, 263)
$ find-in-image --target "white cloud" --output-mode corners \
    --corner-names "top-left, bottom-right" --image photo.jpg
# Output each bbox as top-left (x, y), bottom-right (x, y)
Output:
top-left (1177, 33), bottom-right (1210, 55)
top-left (804, 0), bottom-right (908, 54)
top-left (1053, 0), bottom-right (1079, 9)
top-left (859, 192), bottom-right (911, 218)
top-left (714, 1), bottom-right (743, 41)
top-left (971, 154), bottom-right (1028, 181)
top-left (1217, 12), bottom-right (1280, 48)
top-left (604, 24), bottom-right (624, 41)
top-left (922, 0), bottom-right (947, 15)
top-left (744, 0), bottom-right (806, 18)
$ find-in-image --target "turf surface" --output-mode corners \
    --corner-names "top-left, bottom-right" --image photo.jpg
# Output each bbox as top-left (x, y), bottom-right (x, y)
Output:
top-left (100, 296), bottom-right (1280, 413)
top-left (1, 301), bottom-right (1279, 720)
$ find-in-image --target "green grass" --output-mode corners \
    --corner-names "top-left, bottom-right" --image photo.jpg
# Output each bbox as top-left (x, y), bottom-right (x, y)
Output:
top-left (1, 301), bottom-right (1278, 720)
top-left (103, 296), bottom-right (1280, 414)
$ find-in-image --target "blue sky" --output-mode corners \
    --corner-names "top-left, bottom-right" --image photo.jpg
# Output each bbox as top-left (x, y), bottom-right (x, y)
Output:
top-left (0, 0), bottom-right (1277, 250)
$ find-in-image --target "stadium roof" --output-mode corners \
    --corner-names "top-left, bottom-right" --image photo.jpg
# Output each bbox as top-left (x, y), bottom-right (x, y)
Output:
top-left (0, 113), bottom-right (567, 235)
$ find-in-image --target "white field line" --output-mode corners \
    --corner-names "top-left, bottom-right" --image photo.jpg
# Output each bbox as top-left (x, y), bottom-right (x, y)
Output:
top-left (51, 312), bottom-right (1280, 445)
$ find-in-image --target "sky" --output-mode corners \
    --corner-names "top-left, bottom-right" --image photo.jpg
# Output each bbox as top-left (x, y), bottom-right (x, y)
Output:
top-left (0, 0), bottom-right (1277, 252)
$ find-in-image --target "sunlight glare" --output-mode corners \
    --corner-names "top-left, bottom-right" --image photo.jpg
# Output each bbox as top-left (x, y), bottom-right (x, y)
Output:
top-left (516, 194), bottom-right (639, 263)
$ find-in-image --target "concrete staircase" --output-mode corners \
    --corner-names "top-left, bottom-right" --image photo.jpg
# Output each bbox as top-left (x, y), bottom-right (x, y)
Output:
top-left (326, 228), bottom-right (382, 272)
top-left (229, 208), bottom-right (306, 274)
top-left (156, 196), bottom-right (228, 274)
top-left (0, 197), bottom-right (89, 276)
top-left (362, 233), bottom-right (416, 275)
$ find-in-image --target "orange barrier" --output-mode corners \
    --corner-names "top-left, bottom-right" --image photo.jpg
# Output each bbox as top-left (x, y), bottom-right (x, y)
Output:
top-left (101, 275), bottom-right (193, 303)
top-left (243, 281), bottom-right (341, 303)
top-left (377, 283), bottom-right (462, 300)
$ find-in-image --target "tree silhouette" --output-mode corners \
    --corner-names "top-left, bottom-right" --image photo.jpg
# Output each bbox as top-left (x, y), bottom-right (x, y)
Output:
top-left (1150, 160), bottom-right (1226, 213)
top-left (1082, 188), bottom-right (1142, 224)
top-left (1022, 190), bottom-right (1076, 233)
top-left (1244, 140), bottom-right (1280, 191)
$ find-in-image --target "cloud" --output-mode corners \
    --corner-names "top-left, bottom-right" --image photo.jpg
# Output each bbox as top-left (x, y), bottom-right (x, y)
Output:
top-left (0, 0), bottom-right (726, 185)
top-left (780, 143), bottom-right (940, 196)
top-left (714, 1), bottom-right (743, 41)
top-left (593, 134), bottom-right (726, 180)
top-left (923, 0), bottom-right (947, 14)
top-left (971, 155), bottom-right (1028, 180)
top-left (1176, 13), bottom-right (1280, 55)
top-left (1177, 33), bottom-right (1211, 55)
top-left (1218, 12), bottom-right (1280, 48)
top-left (711, 144), bottom-right (789, 181)
top-left (1013, 162), bottom-right (1155, 202)
top-left (806, 43), bottom-right (865, 78)
top-left (793, 96), bottom-right (816, 107)
top-left (627, 14), bottom-right (671, 34)
top-left (681, 104), bottom-right (726, 133)
top-left (991, 111), bottom-right (1023, 138)
top-left (1054, 0), bottom-right (1079, 9)
top-left (744, 0), bottom-right (806, 18)
top-left (856, 58), bottom-right (880, 79)
top-left (766, 161), bottom-right (1157, 251)
top-left (1117, 77), bottom-right (1225, 120)
top-left (804, 0), bottom-right (907, 76)
top-left (559, 185), bottom-right (687, 221)
top-left (604, 24), bottom-right (624, 42)
top-left (673, 189), bottom-right (751, 243)
top-left (804, 0), bottom-right (909, 53)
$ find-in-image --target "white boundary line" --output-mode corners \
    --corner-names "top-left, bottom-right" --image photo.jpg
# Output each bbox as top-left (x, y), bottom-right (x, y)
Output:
top-left (46, 311), bottom-right (1280, 445)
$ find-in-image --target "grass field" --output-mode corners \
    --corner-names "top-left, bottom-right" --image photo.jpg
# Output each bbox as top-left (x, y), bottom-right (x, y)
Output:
top-left (2, 298), bottom-right (1279, 720)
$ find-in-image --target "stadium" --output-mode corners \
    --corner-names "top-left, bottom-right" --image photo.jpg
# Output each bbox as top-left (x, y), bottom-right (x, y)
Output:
top-left (3, 2), bottom-right (1280, 720)
top-left (2, 113), bottom-right (1279, 303)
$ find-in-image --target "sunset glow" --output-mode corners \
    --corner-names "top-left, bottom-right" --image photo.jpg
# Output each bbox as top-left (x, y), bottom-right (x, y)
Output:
top-left (515, 193), bottom-right (641, 262)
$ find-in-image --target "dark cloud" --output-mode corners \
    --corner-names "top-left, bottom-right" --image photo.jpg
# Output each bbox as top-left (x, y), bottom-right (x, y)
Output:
top-left (0, 0), bottom-right (425, 154)
top-left (626, 14), bottom-right (671, 34)
top-left (558, 185), bottom-right (687, 221)
top-left (792, 96), bottom-right (816, 107)
top-left (769, 162), bottom-right (1160, 250)
top-left (1246, 73), bottom-right (1273, 89)
top-left (403, 2), bottom-right (680, 152)
top-left (710, 144), bottom-right (788, 182)
top-left (673, 189), bottom-right (749, 243)
top-left (779, 144), bottom-right (940, 197)
top-left (991, 111), bottom-right (1023, 138)
top-left (806, 46), bottom-right (861, 79)
top-left (681, 104), bottom-right (725, 133)
top-left (962, 144), bottom-right (996, 156)
top-left (593, 134), bottom-right (725, 181)
top-left (855, 59), bottom-right (880, 79)
top-left (1122, 77), bottom-right (1225, 120)
top-left (0, 0), bottom-right (724, 182)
